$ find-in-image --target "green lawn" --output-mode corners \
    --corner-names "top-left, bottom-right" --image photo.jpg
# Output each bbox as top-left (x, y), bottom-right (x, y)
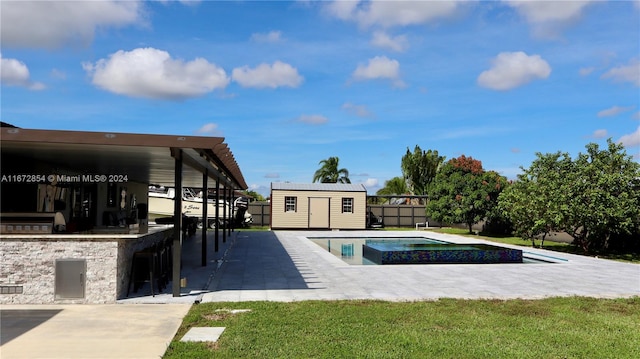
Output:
top-left (164, 297), bottom-right (640, 358)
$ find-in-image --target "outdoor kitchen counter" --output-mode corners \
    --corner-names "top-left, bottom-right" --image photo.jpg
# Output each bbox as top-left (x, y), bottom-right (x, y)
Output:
top-left (0, 226), bottom-right (175, 304)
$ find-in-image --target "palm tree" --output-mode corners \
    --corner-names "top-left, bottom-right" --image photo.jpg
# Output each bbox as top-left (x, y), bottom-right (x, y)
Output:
top-left (313, 156), bottom-right (351, 183)
top-left (376, 176), bottom-right (408, 196)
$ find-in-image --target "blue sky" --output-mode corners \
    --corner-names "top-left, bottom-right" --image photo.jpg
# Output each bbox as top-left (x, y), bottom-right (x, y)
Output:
top-left (2, 0), bottom-right (639, 197)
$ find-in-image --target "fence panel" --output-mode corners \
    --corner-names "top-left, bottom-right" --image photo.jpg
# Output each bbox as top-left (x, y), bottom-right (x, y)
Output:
top-left (246, 203), bottom-right (441, 228)
top-left (368, 205), bottom-right (441, 228)
top-left (248, 202), bottom-right (270, 226)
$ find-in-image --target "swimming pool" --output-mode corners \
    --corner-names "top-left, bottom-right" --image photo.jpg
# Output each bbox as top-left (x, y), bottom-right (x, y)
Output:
top-left (309, 237), bottom-right (534, 265)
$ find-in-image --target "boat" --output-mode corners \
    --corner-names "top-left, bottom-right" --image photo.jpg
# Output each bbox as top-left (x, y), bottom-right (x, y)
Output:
top-left (148, 186), bottom-right (251, 228)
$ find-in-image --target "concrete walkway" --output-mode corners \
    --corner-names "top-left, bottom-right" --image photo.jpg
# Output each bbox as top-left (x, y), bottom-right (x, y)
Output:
top-left (0, 304), bottom-right (190, 359)
top-left (1, 230), bottom-right (638, 359)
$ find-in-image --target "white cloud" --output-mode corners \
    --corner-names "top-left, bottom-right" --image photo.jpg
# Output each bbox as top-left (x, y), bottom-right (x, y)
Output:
top-left (326, 0), bottom-right (463, 28)
top-left (601, 59), bottom-right (640, 87)
top-left (342, 102), bottom-right (375, 118)
top-left (295, 114), bottom-right (329, 125)
top-left (0, 54), bottom-right (45, 90)
top-left (362, 178), bottom-right (379, 189)
top-left (504, 0), bottom-right (593, 39)
top-left (477, 51), bottom-right (551, 91)
top-left (1, 1), bottom-right (144, 49)
top-left (592, 129), bottom-right (608, 139)
top-left (195, 123), bottom-right (221, 135)
top-left (352, 56), bottom-right (405, 88)
top-left (1, 56), bottom-right (30, 85)
top-left (264, 173), bottom-right (280, 179)
top-left (250, 30), bottom-right (283, 43)
top-left (618, 126), bottom-right (640, 147)
top-left (371, 31), bottom-right (409, 52)
top-left (633, 111), bottom-right (640, 121)
top-left (324, 1), bottom-right (359, 21)
top-left (232, 61), bottom-right (303, 89)
top-left (505, 0), bottom-right (592, 23)
top-left (597, 106), bottom-right (635, 118)
top-left (83, 47), bottom-right (229, 100)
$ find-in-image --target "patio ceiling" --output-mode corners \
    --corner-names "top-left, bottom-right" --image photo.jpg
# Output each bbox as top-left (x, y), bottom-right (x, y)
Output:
top-left (0, 127), bottom-right (247, 189)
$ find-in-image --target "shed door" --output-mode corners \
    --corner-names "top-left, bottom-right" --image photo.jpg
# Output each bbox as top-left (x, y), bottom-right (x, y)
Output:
top-left (309, 197), bottom-right (329, 229)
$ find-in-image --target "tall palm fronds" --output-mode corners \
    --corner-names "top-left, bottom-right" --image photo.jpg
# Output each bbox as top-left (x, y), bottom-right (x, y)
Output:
top-left (313, 156), bottom-right (351, 183)
top-left (376, 176), bottom-right (408, 195)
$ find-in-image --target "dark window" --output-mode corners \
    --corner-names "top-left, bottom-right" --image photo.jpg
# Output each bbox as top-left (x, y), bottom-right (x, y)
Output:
top-left (342, 197), bottom-right (353, 213)
top-left (285, 196), bottom-right (297, 212)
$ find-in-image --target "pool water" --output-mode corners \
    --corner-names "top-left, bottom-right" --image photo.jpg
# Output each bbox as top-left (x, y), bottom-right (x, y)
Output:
top-left (309, 237), bottom-right (537, 265)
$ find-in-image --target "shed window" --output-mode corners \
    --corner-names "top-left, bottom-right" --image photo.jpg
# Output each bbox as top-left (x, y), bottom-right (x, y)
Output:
top-left (285, 196), bottom-right (297, 212)
top-left (342, 197), bottom-right (353, 213)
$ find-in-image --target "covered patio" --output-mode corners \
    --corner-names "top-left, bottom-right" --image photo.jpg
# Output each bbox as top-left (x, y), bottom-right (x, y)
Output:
top-left (0, 126), bottom-right (247, 303)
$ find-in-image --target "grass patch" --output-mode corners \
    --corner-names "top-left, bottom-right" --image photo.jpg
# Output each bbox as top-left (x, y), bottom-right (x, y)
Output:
top-left (164, 297), bottom-right (640, 358)
top-left (380, 226), bottom-right (416, 231)
top-left (236, 225), bottom-right (270, 231)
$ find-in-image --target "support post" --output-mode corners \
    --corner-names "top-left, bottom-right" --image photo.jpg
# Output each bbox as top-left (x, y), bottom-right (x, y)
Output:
top-left (229, 188), bottom-right (236, 235)
top-left (172, 150), bottom-right (183, 297)
top-left (201, 170), bottom-right (208, 267)
top-left (215, 178), bottom-right (220, 252)
top-left (222, 186), bottom-right (227, 243)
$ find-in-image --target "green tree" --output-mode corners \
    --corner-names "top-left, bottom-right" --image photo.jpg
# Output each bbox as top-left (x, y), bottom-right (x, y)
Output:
top-left (312, 156), bottom-right (351, 184)
top-left (376, 176), bottom-right (408, 196)
top-left (498, 152), bottom-right (572, 247)
top-left (498, 140), bottom-right (640, 253)
top-left (482, 170), bottom-right (512, 235)
top-left (241, 190), bottom-right (266, 202)
top-left (401, 145), bottom-right (445, 195)
top-left (427, 155), bottom-right (506, 233)
top-left (562, 139), bottom-right (640, 253)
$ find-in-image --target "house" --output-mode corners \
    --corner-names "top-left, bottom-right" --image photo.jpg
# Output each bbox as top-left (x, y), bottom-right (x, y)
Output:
top-left (270, 183), bottom-right (367, 230)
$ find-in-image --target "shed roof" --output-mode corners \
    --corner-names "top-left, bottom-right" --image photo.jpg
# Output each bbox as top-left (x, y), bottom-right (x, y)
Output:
top-left (271, 182), bottom-right (367, 192)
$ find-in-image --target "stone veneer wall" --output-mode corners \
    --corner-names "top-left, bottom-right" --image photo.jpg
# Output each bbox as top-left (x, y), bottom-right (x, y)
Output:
top-left (0, 228), bottom-right (172, 304)
top-left (115, 228), bottom-right (172, 299)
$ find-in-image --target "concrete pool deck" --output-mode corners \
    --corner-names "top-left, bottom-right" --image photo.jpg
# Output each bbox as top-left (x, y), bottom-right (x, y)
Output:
top-left (201, 230), bottom-right (640, 302)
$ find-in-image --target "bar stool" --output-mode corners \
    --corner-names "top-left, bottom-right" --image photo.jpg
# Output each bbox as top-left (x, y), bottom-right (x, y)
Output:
top-left (156, 237), bottom-right (173, 290)
top-left (127, 244), bottom-right (160, 297)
